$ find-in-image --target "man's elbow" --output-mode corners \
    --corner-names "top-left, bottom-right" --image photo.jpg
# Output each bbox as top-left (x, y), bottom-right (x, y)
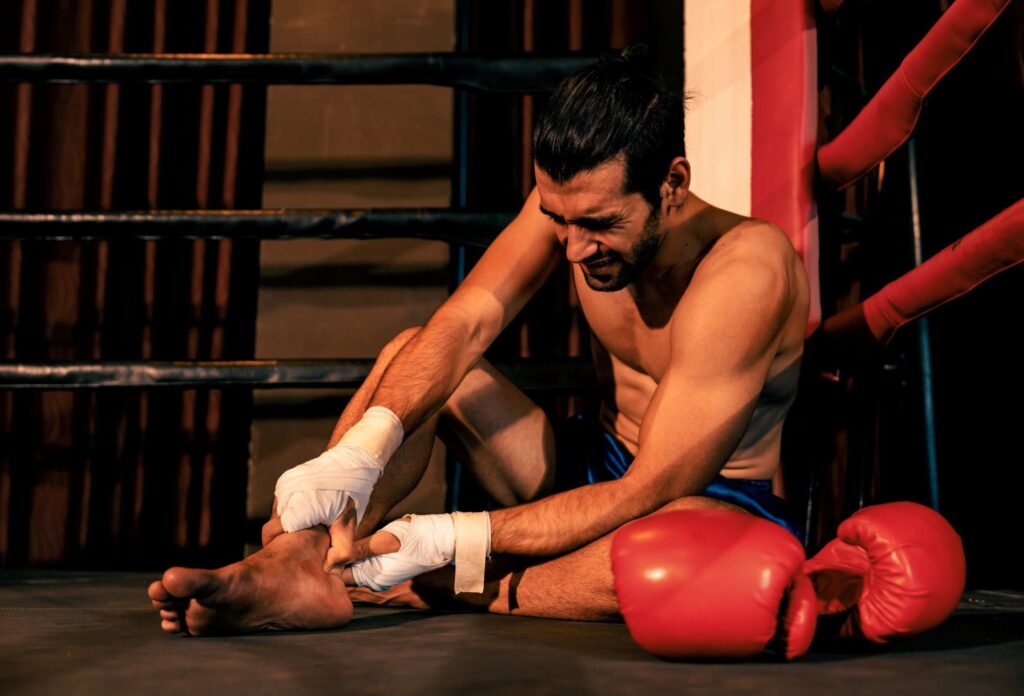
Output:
top-left (620, 465), bottom-right (725, 518)
top-left (617, 469), bottom-right (679, 519)
top-left (434, 291), bottom-right (503, 358)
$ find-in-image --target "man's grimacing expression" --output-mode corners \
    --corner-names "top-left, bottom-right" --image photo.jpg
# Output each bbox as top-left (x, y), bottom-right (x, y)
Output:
top-left (535, 159), bottom-right (663, 292)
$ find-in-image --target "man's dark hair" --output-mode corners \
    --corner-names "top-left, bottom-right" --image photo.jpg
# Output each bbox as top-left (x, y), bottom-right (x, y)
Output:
top-left (533, 45), bottom-right (685, 210)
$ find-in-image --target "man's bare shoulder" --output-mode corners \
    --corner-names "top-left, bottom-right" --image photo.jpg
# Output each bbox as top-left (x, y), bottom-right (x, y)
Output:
top-left (674, 218), bottom-right (807, 340)
top-left (704, 218), bottom-right (800, 269)
top-left (683, 219), bottom-right (799, 303)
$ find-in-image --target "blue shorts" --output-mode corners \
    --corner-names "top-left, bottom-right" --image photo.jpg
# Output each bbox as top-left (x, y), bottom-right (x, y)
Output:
top-left (553, 414), bottom-right (805, 544)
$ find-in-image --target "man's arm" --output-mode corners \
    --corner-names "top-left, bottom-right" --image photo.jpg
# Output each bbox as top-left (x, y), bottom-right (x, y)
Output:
top-left (266, 190), bottom-right (561, 560)
top-left (489, 232), bottom-right (802, 556)
top-left (366, 187), bottom-right (561, 433)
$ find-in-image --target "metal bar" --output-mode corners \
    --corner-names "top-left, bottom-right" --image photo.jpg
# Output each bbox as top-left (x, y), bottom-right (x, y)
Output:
top-left (0, 53), bottom-right (595, 92)
top-left (907, 138), bottom-right (941, 511)
top-left (447, 0), bottom-right (475, 513)
top-left (0, 209), bottom-right (512, 246)
top-left (452, 6), bottom-right (472, 285)
top-left (0, 359), bottom-right (598, 392)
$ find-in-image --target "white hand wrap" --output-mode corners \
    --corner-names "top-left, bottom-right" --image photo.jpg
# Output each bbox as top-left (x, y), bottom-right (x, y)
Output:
top-left (274, 406), bottom-right (403, 531)
top-left (452, 511), bottom-right (492, 594)
top-left (349, 511), bottom-right (492, 593)
top-left (349, 515), bottom-right (456, 591)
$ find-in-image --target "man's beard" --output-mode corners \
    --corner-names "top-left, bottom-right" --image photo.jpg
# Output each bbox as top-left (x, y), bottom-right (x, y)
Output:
top-left (580, 208), bottom-right (662, 292)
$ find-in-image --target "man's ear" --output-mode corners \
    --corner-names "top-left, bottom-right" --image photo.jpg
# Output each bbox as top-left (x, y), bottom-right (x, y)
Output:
top-left (660, 157), bottom-right (691, 209)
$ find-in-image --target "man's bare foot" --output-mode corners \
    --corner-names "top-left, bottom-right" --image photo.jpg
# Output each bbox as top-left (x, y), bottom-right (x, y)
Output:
top-left (147, 528), bottom-right (353, 636)
top-left (347, 579), bottom-right (431, 609)
top-left (347, 565), bottom-right (506, 614)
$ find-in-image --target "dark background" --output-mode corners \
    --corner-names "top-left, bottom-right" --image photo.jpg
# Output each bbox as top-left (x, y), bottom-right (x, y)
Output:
top-left (815, 0), bottom-right (1024, 589)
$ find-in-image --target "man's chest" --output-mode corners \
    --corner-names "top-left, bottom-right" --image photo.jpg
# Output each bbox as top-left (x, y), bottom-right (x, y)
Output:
top-left (576, 278), bottom-right (674, 382)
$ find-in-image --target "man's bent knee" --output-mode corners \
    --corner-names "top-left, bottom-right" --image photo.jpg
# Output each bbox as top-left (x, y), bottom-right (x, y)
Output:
top-left (654, 495), bottom-right (746, 516)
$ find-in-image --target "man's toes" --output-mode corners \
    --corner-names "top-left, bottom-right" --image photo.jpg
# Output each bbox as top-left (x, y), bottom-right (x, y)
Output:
top-left (161, 567), bottom-right (217, 599)
top-left (148, 579), bottom-right (173, 602)
top-left (160, 618), bottom-right (183, 634)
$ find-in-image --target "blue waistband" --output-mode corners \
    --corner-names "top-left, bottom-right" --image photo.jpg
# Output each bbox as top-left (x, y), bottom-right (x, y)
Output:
top-left (564, 415), bottom-right (804, 544)
top-left (701, 476), bottom-right (805, 544)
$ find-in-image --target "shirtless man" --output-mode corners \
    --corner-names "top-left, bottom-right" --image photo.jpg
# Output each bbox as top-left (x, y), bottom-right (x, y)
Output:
top-left (149, 49), bottom-right (810, 635)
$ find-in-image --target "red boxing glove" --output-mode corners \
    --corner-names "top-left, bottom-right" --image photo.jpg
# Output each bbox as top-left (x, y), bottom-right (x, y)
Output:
top-left (803, 502), bottom-right (966, 644)
top-left (611, 509), bottom-right (816, 661)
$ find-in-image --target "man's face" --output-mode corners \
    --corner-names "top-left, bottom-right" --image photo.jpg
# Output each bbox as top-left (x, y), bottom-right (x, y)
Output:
top-left (535, 159), bottom-right (662, 292)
